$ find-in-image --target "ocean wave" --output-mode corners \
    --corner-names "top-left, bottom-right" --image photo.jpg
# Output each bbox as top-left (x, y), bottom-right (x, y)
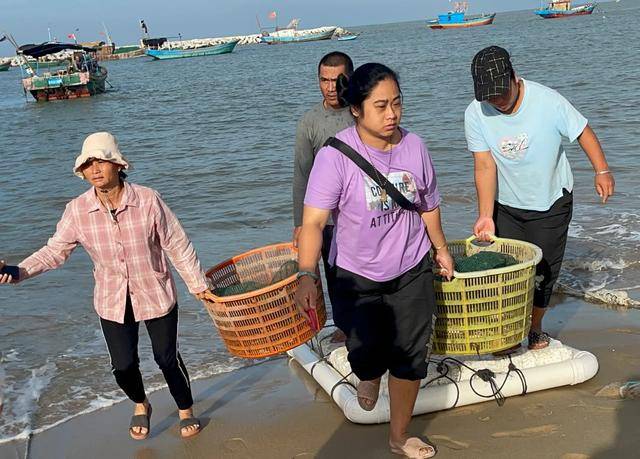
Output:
top-left (569, 212), bottom-right (640, 244)
top-left (0, 359), bottom-right (248, 445)
top-left (557, 283), bottom-right (640, 309)
top-left (0, 360), bottom-right (57, 444)
top-left (562, 257), bottom-right (636, 272)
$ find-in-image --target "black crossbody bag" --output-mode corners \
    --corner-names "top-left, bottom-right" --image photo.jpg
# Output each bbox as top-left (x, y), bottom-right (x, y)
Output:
top-left (323, 137), bottom-right (418, 212)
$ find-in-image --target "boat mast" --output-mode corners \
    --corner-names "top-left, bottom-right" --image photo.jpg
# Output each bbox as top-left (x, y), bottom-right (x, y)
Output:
top-left (102, 22), bottom-right (113, 46)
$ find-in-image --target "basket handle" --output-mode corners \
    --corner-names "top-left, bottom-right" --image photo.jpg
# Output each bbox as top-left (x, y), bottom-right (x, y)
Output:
top-left (465, 235), bottom-right (501, 250)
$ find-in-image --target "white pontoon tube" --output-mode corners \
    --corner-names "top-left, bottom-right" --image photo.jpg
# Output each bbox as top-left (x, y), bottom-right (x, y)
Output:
top-left (287, 339), bottom-right (598, 424)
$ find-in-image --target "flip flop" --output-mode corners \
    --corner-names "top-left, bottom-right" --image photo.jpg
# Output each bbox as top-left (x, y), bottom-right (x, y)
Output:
top-left (129, 405), bottom-right (152, 440)
top-left (357, 378), bottom-right (381, 411)
top-left (180, 417), bottom-right (201, 438)
top-left (390, 437), bottom-right (438, 458)
top-left (528, 330), bottom-right (551, 350)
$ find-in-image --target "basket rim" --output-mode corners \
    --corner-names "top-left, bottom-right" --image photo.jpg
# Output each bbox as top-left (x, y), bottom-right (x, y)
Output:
top-left (437, 236), bottom-right (543, 280)
top-left (205, 241), bottom-right (298, 302)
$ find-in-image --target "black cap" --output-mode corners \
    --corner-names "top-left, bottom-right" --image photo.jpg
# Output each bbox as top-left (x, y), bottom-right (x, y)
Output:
top-left (471, 46), bottom-right (513, 101)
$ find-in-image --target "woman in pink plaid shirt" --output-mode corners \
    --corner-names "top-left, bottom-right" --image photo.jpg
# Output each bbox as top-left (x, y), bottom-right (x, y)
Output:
top-left (0, 132), bottom-right (215, 440)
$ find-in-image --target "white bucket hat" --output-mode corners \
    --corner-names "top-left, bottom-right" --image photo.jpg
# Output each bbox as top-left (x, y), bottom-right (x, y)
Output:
top-left (73, 132), bottom-right (132, 179)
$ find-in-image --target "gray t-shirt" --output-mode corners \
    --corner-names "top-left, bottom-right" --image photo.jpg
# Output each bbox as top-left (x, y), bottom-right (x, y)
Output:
top-left (292, 102), bottom-right (353, 226)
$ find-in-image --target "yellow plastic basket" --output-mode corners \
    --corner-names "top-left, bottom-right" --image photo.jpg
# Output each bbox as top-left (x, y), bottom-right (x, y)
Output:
top-left (432, 236), bottom-right (543, 355)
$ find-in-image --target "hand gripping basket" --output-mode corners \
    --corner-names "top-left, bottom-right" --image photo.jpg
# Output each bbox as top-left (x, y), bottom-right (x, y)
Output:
top-left (204, 242), bottom-right (326, 359)
top-left (432, 236), bottom-right (543, 355)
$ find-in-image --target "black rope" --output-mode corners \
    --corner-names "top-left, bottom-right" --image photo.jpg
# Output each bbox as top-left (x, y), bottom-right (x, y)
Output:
top-left (508, 354), bottom-right (528, 395)
top-left (424, 354), bottom-right (529, 409)
top-left (307, 325), bottom-right (528, 409)
top-left (330, 371), bottom-right (356, 400)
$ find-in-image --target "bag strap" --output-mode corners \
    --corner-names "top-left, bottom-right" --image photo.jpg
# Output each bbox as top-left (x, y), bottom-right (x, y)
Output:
top-left (324, 137), bottom-right (417, 212)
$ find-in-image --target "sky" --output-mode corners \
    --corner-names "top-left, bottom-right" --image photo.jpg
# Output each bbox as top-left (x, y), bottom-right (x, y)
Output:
top-left (1, 0), bottom-right (547, 47)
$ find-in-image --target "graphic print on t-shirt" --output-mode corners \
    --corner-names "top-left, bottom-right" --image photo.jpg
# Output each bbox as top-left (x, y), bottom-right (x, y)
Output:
top-left (363, 171), bottom-right (417, 212)
top-left (499, 133), bottom-right (529, 160)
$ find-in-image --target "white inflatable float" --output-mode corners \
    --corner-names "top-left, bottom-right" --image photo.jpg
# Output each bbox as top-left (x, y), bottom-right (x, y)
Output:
top-left (287, 328), bottom-right (598, 424)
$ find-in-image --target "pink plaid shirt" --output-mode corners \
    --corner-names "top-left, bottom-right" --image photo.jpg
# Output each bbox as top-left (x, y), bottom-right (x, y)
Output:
top-left (19, 182), bottom-right (209, 323)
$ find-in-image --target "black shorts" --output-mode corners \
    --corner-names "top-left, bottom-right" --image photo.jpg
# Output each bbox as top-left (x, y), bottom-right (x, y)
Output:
top-left (331, 254), bottom-right (436, 381)
top-left (494, 189), bottom-right (573, 308)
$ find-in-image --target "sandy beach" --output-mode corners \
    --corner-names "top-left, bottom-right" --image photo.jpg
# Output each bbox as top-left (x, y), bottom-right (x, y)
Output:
top-left (1, 296), bottom-right (638, 459)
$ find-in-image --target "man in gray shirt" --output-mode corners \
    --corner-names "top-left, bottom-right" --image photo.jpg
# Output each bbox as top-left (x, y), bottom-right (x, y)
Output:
top-left (292, 51), bottom-right (354, 333)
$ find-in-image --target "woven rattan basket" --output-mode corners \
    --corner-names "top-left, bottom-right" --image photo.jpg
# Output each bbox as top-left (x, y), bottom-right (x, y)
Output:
top-left (204, 242), bottom-right (326, 359)
top-left (433, 236), bottom-right (543, 355)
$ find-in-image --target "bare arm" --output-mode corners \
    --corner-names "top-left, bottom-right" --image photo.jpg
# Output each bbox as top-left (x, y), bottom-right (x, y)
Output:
top-left (577, 125), bottom-right (615, 203)
top-left (294, 205), bottom-right (331, 319)
top-left (420, 207), bottom-right (454, 279)
top-left (473, 151), bottom-right (497, 240)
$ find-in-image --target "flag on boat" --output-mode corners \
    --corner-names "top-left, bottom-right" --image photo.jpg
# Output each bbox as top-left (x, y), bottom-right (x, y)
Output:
top-left (268, 11), bottom-right (277, 19)
top-left (140, 20), bottom-right (148, 34)
top-left (67, 33), bottom-right (76, 40)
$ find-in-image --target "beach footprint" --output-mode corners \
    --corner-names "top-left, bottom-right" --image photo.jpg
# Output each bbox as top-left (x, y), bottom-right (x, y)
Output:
top-left (429, 434), bottom-right (469, 450)
top-left (224, 437), bottom-right (249, 453)
top-left (491, 424), bottom-right (560, 438)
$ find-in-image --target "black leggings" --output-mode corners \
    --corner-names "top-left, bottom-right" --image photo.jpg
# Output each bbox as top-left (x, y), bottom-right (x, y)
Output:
top-left (100, 298), bottom-right (193, 410)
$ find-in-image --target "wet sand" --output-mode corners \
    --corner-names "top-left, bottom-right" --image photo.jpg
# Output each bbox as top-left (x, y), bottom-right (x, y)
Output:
top-left (2, 297), bottom-right (639, 459)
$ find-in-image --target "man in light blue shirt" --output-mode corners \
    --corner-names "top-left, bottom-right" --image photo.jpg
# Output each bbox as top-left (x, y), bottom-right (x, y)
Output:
top-left (465, 46), bottom-right (615, 349)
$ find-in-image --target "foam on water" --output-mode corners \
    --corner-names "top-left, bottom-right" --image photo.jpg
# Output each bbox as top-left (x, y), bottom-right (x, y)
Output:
top-left (0, 360), bottom-right (247, 444)
top-left (0, 361), bottom-right (57, 443)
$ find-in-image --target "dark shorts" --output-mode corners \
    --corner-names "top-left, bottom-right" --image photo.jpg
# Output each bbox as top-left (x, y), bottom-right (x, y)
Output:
top-left (331, 254), bottom-right (436, 381)
top-left (494, 189), bottom-right (573, 308)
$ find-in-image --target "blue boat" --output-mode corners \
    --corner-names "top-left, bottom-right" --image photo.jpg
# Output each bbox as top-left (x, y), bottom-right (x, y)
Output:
top-left (534, 1), bottom-right (596, 18)
top-left (427, 2), bottom-right (496, 29)
top-left (260, 28), bottom-right (336, 44)
top-left (337, 33), bottom-right (360, 41)
top-left (145, 40), bottom-right (239, 60)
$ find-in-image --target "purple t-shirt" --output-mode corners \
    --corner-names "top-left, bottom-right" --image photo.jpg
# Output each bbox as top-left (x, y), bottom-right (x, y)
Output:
top-left (304, 125), bottom-right (441, 281)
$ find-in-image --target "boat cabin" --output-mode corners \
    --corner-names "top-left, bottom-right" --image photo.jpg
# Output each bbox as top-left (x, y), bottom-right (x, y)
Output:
top-left (437, 11), bottom-right (465, 24)
top-left (549, 1), bottom-right (571, 10)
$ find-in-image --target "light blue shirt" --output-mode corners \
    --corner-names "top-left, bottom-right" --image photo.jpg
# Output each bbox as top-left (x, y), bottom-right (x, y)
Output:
top-left (464, 79), bottom-right (588, 211)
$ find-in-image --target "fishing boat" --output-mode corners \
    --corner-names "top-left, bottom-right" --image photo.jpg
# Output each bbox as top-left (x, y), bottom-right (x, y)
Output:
top-left (0, 61), bottom-right (11, 71)
top-left (534, 1), bottom-right (596, 18)
top-left (428, 2), bottom-right (496, 29)
top-left (337, 33), bottom-right (360, 41)
top-left (260, 27), bottom-right (336, 44)
top-left (145, 40), bottom-right (239, 60)
top-left (17, 43), bottom-right (108, 101)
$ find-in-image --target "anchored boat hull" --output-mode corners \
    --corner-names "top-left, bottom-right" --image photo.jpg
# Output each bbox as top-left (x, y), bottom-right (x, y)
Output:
top-left (428, 13), bottom-right (496, 29)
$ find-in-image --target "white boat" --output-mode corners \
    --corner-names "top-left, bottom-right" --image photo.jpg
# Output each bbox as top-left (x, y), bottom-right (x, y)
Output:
top-left (260, 27), bottom-right (336, 44)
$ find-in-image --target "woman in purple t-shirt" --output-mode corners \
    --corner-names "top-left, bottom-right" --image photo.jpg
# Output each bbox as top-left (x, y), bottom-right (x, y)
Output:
top-left (295, 63), bottom-right (453, 458)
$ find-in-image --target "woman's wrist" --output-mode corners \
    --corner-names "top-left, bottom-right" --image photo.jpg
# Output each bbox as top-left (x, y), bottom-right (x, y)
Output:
top-left (297, 270), bottom-right (319, 281)
top-left (595, 169), bottom-right (611, 175)
top-left (433, 242), bottom-right (448, 252)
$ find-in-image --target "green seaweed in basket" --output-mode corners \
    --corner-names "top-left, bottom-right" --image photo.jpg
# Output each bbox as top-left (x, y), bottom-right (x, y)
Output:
top-left (214, 281), bottom-right (266, 297)
top-left (455, 251), bottom-right (518, 273)
top-left (271, 260), bottom-right (299, 284)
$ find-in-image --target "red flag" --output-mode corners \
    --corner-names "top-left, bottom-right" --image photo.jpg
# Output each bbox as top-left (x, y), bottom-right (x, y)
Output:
top-left (268, 11), bottom-right (277, 20)
top-left (67, 33), bottom-right (76, 40)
